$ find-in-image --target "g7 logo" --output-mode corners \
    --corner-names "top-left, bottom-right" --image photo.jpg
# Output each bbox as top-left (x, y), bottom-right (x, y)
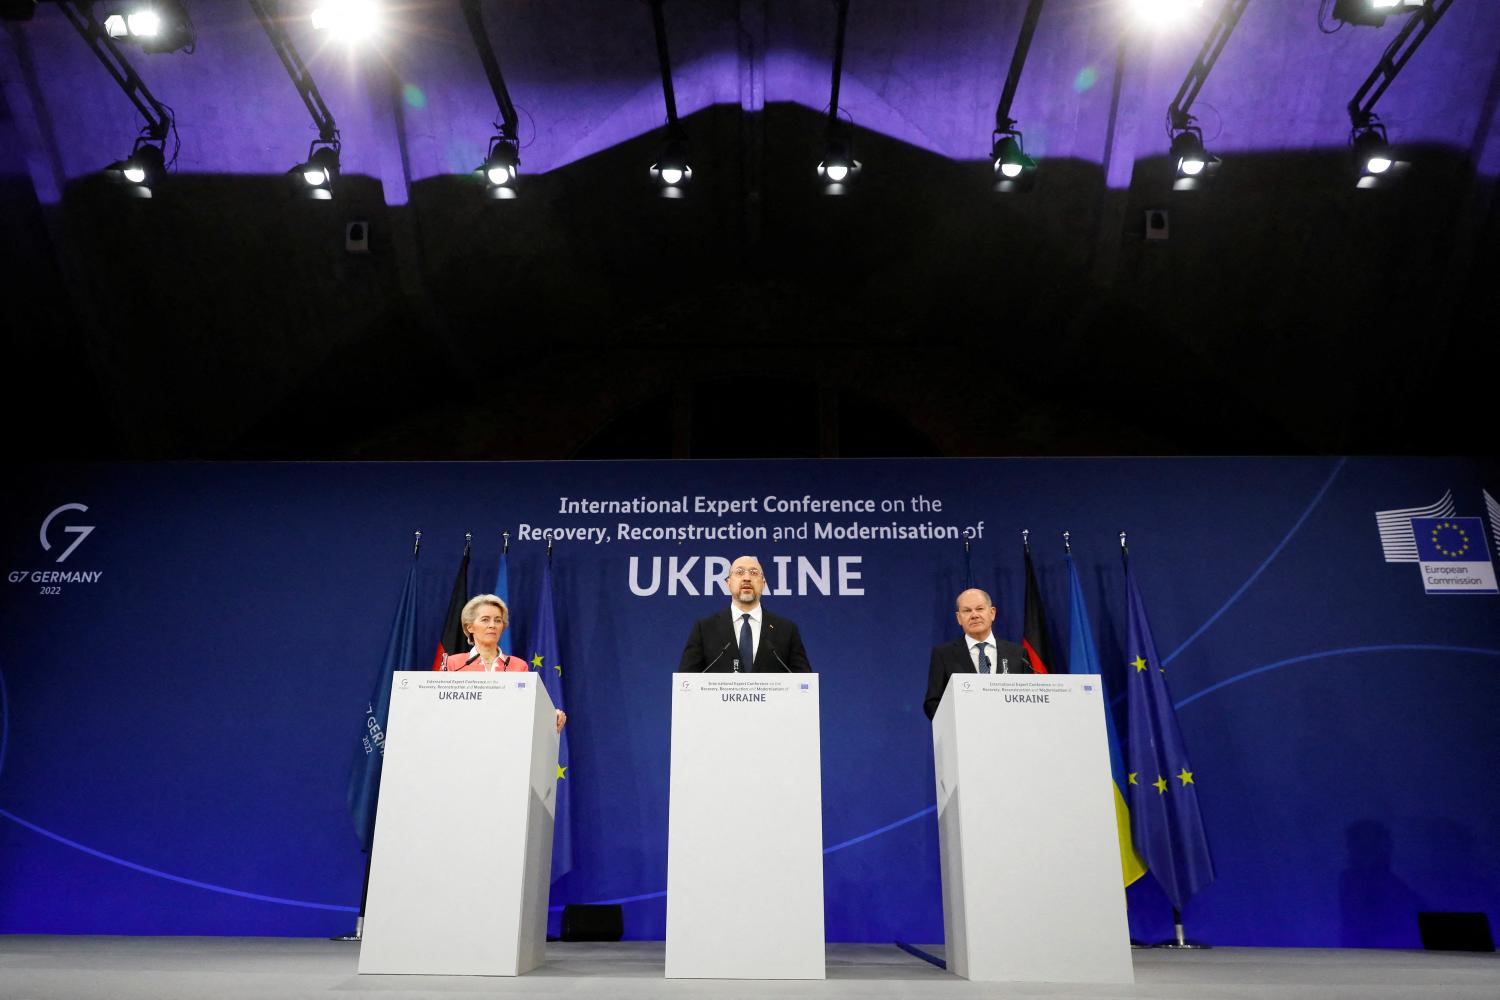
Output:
top-left (40, 503), bottom-right (94, 563)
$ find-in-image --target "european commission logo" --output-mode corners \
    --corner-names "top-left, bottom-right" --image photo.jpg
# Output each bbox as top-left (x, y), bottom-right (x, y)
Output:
top-left (1374, 490), bottom-right (1500, 596)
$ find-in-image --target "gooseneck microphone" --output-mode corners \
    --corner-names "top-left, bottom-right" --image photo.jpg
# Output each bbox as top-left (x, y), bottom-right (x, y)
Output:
top-left (702, 639), bottom-right (733, 672)
top-left (769, 644), bottom-right (793, 672)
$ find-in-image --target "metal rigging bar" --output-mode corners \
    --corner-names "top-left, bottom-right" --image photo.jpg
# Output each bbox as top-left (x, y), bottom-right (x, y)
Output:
top-left (57, 0), bottom-right (170, 139)
top-left (649, 0), bottom-right (678, 126)
top-left (1168, 0), bottom-right (1253, 130)
top-left (460, 0), bottom-right (518, 141)
top-left (827, 0), bottom-right (849, 131)
top-left (248, 0), bottom-right (337, 143)
top-left (1347, 0), bottom-right (1455, 125)
top-left (995, 0), bottom-right (1047, 132)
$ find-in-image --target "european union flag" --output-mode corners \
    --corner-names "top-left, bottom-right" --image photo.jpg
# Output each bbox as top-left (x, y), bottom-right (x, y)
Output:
top-left (347, 553), bottom-right (421, 852)
top-left (1412, 517), bottom-right (1492, 562)
top-left (1066, 553), bottom-right (1145, 888)
top-left (525, 557), bottom-right (573, 882)
top-left (1124, 553), bottom-right (1214, 912)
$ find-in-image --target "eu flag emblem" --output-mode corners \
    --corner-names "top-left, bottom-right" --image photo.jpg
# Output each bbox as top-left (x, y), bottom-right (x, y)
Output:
top-left (1410, 517), bottom-right (1498, 595)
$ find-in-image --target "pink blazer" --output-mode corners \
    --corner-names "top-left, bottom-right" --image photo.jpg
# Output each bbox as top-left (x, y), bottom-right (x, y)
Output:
top-left (441, 652), bottom-right (530, 672)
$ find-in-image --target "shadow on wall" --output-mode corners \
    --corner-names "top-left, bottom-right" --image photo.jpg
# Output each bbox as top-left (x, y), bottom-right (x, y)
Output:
top-left (1339, 819), bottom-right (1425, 949)
top-left (5, 103), bottom-right (1497, 460)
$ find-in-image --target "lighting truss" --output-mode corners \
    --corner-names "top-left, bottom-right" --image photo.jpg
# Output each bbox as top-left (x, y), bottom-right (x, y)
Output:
top-left (1346, 0), bottom-right (1453, 187)
top-left (991, 0), bottom-right (1046, 193)
top-left (58, 0), bottom-right (175, 194)
top-left (461, 0), bottom-right (522, 197)
top-left (647, 0), bottom-right (690, 197)
top-left (1164, 0), bottom-right (1251, 191)
top-left (250, 0), bottom-right (342, 198)
top-left (816, 0), bottom-right (859, 194)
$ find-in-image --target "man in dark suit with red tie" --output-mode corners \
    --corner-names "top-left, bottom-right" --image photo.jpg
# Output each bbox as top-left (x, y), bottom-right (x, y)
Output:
top-left (923, 587), bottom-right (1033, 719)
top-left (677, 555), bottom-right (813, 673)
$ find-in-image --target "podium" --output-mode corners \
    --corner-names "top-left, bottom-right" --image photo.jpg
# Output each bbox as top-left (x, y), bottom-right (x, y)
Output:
top-left (932, 673), bottom-right (1133, 983)
top-left (665, 673), bottom-right (825, 979)
top-left (358, 671), bottom-right (558, 976)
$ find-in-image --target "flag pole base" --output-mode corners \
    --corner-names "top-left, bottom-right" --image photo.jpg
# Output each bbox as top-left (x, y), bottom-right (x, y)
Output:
top-left (1155, 912), bottom-right (1210, 949)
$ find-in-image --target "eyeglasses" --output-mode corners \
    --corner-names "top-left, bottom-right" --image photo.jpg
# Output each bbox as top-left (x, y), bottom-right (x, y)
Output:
top-left (730, 567), bottom-right (763, 578)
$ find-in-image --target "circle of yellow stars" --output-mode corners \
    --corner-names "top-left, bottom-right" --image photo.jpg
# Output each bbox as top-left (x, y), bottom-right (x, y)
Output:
top-left (1429, 521), bottom-right (1470, 558)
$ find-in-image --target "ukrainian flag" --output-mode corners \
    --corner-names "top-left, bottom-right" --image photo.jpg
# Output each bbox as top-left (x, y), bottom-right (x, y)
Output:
top-left (1066, 552), bottom-right (1146, 887)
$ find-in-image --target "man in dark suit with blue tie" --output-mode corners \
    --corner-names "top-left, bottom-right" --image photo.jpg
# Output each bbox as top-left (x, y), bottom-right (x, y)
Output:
top-left (923, 587), bottom-right (1033, 719)
top-left (677, 555), bottom-right (813, 673)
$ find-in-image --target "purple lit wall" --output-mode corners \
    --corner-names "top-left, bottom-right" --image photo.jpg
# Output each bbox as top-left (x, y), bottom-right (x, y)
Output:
top-left (4, 1), bottom-right (1499, 204)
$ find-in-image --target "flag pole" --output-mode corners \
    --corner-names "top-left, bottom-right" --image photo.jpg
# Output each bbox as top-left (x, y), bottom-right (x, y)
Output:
top-left (335, 530), bottom-right (422, 943)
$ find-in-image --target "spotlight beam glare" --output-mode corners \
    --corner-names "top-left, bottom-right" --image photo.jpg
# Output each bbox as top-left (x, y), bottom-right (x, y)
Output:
top-left (310, 0), bottom-right (382, 42)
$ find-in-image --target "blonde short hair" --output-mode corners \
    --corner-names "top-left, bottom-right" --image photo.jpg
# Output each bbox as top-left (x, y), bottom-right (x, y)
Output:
top-left (460, 594), bottom-right (509, 636)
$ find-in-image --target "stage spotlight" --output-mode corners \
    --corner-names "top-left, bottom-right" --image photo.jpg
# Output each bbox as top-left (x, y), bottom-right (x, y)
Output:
top-left (649, 134), bottom-right (692, 197)
top-left (816, 135), bottom-right (861, 194)
top-left (106, 136), bottom-right (166, 196)
top-left (310, 0), bottom-right (381, 42)
top-left (479, 136), bottom-right (519, 199)
top-left (101, 2), bottom-right (194, 53)
top-left (1169, 126), bottom-right (1219, 190)
top-left (296, 140), bottom-right (340, 199)
top-left (991, 130), bottom-right (1036, 193)
top-left (1351, 120), bottom-right (1400, 188)
top-left (1333, 0), bottom-right (1424, 28)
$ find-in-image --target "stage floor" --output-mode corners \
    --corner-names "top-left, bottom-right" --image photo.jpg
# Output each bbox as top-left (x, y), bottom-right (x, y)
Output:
top-left (1, 937), bottom-right (1497, 999)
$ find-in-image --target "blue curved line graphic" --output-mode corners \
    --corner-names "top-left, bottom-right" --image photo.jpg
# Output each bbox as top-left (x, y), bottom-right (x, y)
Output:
top-left (556, 805), bottom-right (943, 911)
top-left (1161, 456), bottom-right (1347, 666)
top-left (0, 808), bottom-right (358, 913)
top-left (824, 805), bottom-right (936, 854)
top-left (1175, 643), bottom-right (1500, 710)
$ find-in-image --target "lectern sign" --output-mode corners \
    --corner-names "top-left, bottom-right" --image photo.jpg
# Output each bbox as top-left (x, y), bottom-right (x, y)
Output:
top-left (932, 674), bottom-right (1132, 984)
top-left (666, 674), bottom-right (825, 980)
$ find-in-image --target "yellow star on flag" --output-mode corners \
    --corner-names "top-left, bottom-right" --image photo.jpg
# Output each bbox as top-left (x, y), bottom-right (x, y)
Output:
top-left (557, 765), bottom-right (568, 780)
top-left (554, 662), bottom-right (562, 676)
top-left (1177, 768), bottom-right (1195, 786)
top-left (1153, 774), bottom-right (1168, 794)
top-left (1128, 772), bottom-right (1138, 785)
top-left (531, 652), bottom-right (544, 669)
top-left (1132, 656), bottom-right (1148, 672)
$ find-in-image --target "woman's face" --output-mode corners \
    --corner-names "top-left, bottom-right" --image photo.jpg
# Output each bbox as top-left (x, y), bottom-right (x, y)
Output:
top-left (468, 605), bottom-right (507, 649)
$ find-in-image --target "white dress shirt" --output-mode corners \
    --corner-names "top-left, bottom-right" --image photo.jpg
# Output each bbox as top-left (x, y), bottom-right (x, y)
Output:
top-left (966, 632), bottom-right (999, 673)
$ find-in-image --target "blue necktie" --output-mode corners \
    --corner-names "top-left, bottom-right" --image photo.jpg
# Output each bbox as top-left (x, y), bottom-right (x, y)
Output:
top-left (976, 641), bottom-right (991, 674)
top-left (739, 613), bottom-right (754, 673)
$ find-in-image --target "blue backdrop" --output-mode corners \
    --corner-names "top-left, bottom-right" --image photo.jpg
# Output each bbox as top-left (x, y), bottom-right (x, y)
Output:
top-left (2, 457), bottom-right (1497, 947)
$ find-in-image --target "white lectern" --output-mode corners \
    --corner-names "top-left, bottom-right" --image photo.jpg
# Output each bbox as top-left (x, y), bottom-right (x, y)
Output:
top-left (665, 674), bottom-right (825, 979)
top-left (932, 673), bottom-right (1133, 984)
top-left (358, 671), bottom-right (558, 976)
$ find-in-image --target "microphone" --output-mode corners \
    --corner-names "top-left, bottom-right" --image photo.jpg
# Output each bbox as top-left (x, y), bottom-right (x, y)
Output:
top-left (701, 639), bottom-right (732, 672)
top-left (465, 650), bottom-right (481, 667)
top-left (769, 643), bottom-right (793, 672)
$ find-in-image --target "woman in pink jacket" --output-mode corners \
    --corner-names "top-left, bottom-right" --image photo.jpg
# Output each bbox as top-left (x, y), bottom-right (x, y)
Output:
top-left (442, 593), bottom-right (567, 733)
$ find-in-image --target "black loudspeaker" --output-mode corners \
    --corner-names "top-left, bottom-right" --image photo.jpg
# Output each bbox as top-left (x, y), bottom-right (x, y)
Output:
top-left (560, 904), bottom-right (624, 942)
top-left (1418, 912), bottom-right (1495, 952)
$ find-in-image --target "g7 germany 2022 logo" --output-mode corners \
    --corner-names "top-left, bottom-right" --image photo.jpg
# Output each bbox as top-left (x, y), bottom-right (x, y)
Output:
top-left (7, 503), bottom-right (103, 595)
top-left (40, 503), bottom-right (95, 563)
